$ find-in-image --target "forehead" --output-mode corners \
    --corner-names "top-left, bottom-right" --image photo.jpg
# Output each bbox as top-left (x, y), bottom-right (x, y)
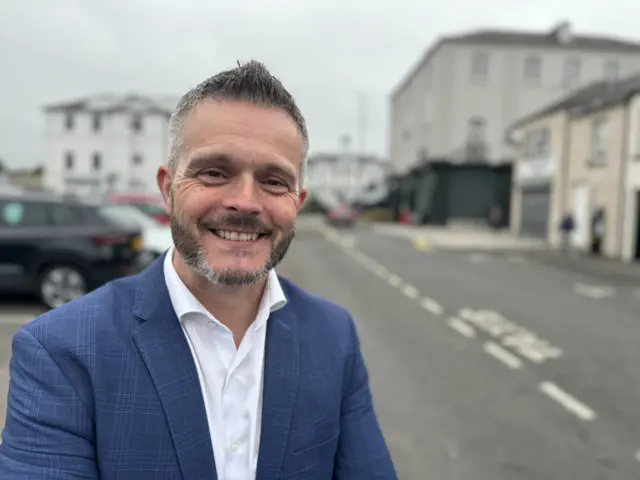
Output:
top-left (179, 99), bottom-right (304, 174)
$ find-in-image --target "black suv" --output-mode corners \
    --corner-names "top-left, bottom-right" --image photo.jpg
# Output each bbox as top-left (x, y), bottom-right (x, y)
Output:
top-left (0, 189), bottom-right (143, 309)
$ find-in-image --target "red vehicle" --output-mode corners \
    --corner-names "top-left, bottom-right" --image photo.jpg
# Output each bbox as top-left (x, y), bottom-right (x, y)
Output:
top-left (107, 194), bottom-right (170, 225)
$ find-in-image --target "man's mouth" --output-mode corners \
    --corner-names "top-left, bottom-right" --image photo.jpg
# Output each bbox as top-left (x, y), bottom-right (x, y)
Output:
top-left (209, 229), bottom-right (268, 242)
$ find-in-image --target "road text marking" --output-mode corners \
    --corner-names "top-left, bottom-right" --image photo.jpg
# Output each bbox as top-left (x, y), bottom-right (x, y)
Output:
top-left (447, 317), bottom-right (475, 338)
top-left (539, 382), bottom-right (596, 421)
top-left (484, 342), bottom-right (523, 369)
top-left (574, 283), bottom-right (614, 300)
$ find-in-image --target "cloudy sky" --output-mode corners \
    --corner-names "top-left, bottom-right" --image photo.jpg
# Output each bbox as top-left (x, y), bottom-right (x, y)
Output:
top-left (0, 0), bottom-right (636, 168)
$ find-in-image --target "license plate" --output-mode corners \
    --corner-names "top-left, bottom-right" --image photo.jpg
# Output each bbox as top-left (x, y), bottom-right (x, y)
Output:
top-left (131, 236), bottom-right (143, 251)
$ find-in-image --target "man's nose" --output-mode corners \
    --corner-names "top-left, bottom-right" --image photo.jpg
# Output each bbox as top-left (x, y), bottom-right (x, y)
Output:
top-left (221, 175), bottom-right (263, 215)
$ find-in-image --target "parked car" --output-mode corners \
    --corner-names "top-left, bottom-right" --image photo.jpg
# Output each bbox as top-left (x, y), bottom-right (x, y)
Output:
top-left (107, 194), bottom-right (170, 225)
top-left (98, 203), bottom-right (173, 266)
top-left (326, 203), bottom-right (359, 228)
top-left (0, 190), bottom-right (143, 309)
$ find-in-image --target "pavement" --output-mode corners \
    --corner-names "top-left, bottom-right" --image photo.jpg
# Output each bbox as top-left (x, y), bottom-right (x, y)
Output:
top-left (0, 218), bottom-right (639, 478)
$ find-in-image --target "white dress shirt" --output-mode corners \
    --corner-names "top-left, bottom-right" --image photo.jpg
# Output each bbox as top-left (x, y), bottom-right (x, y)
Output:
top-left (163, 247), bottom-right (287, 480)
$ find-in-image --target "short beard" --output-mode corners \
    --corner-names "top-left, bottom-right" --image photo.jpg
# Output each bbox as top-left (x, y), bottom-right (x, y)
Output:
top-left (170, 200), bottom-right (295, 287)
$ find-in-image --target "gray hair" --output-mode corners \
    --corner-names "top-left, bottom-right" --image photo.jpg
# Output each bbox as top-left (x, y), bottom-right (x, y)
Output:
top-left (167, 60), bottom-right (309, 186)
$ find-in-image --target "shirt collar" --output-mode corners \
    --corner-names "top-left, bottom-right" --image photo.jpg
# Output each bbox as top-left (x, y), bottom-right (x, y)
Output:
top-left (163, 246), bottom-right (287, 329)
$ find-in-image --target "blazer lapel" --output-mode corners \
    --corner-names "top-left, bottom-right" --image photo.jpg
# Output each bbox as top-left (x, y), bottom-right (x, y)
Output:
top-left (132, 256), bottom-right (217, 480)
top-left (256, 306), bottom-right (300, 480)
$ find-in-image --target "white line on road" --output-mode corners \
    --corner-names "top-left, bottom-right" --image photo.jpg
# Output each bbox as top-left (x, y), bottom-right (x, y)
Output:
top-left (421, 297), bottom-right (443, 315)
top-left (401, 284), bottom-right (419, 299)
top-left (447, 317), bottom-right (475, 338)
top-left (388, 275), bottom-right (403, 287)
top-left (539, 381), bottom-right (597, 421)
top-left (574, 283), bottom-right (615, 300)
top-left (635, 449), bottom-right (640, 462)
top-left (484, 341), bottom-right (523, 369)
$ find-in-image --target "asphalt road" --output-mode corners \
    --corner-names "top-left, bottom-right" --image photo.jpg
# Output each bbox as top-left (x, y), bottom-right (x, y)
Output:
top-left (0, 221), bottom-right (639, 478)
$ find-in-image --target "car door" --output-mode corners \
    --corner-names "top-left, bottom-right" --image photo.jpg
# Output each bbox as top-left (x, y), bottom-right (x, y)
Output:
top-left (0, 198), bottom-right (51, 290)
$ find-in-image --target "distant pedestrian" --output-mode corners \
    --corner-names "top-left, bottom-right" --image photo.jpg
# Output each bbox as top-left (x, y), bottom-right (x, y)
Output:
top-left (559, 212), bottom-right (575, 253)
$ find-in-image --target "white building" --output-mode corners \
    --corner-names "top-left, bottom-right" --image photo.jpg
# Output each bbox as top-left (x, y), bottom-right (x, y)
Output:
top-left (389, 21), bottom-right (640, 174)
top-left (42, 94), bottom-right (178, 196)
top-left (305, 153), bottom-right (391, 206)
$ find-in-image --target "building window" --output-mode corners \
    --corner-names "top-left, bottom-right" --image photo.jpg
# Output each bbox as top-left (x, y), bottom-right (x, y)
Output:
top-left (470, 52), bottom-right (489, 83)
top-left (564, 57), bottom-right (581, 88)
top-left (524, 128), bottom-right (550, 157)
top-left (523, 56), bottom-right (542, 84)
top-left (65, 114), bottom-right (74, 131)
top-left (64, 151), bottom-right (74, 170)
top-left (603, 60), bottom-right (619, 81)
top-left (132, 154), bottom-right (143, 166)
top-left (92, 152), bottom-right (102, 171)
top-left (131, 115), bottom-right (143, 132)
top-left (92, 114), bottom-right (102, 132)
top-left (589, 117), bottom-right (608, 167)
top-left (467, 117), bottom-right (486, 143)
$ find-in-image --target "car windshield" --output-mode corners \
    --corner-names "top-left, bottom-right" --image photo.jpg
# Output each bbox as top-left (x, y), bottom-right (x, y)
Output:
top-left (99, 204), bottom-right (160, 229)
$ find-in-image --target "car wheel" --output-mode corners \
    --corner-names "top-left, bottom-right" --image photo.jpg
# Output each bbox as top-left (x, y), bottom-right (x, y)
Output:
top-left (38, 265), bottom-right (88, 309)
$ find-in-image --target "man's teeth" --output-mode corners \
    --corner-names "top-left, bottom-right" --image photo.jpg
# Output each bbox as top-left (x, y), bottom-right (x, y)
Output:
top-left (214, 230), bottom-right (260, 241)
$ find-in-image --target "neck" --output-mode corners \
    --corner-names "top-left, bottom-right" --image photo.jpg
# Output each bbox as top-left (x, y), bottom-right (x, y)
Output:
top-left (172, 251), bottom-right (267, 342)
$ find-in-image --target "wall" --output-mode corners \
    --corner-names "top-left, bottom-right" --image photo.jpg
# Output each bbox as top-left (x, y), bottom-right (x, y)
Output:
top-left (564, 105), bottom-right (627, 257)
top-left (390, 39), bottom-right (640, 174)
top-left (621, 94), bottom-right (640, 261)
top-left (43, 110), bottom-right (169, 196)
top-left (510, 111), bottom-right (568, 246)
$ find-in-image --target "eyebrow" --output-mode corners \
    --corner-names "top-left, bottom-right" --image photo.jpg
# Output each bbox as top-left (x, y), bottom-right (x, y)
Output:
top-left (186, 152), bottom-right (298, 183)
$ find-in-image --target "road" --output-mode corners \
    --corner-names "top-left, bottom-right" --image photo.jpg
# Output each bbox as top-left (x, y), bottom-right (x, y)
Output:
top-left (0, 221), bottom-right (639, 478)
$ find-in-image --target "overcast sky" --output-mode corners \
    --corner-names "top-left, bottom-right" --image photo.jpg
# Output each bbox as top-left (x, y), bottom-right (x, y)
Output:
top-left (0, 0), bottom-right (637, 168)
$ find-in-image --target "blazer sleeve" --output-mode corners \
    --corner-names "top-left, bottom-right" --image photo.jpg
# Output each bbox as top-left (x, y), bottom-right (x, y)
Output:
top-left (333, 314), bottom-right (398, 479)
top-left (0, 327), bottom-right (99, 479)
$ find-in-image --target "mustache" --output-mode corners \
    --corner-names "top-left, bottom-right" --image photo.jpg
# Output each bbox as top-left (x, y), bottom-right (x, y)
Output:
top-left (200, 214), bottom-right (273, 234)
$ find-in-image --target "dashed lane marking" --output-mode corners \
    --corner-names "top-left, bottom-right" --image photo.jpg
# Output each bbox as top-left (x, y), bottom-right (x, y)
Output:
top-left (484, 341), bottom-right (523, 370)
top-left (401, 285), bottom-right (419, 299)
top-left (388, 275), bottom-right (403, 287)
top-left (574, 283), bottom-right (615, 300)
top-left (539, 381), bottom-right (597, 422)
top-left (421, 297), bottom-right (443, 316)
top-left (412, 236), bottom-right (432, 252)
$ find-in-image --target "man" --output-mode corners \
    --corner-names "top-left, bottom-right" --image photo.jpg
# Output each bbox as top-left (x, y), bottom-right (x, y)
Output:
top-left (0, 61), bottom-right (397, 479)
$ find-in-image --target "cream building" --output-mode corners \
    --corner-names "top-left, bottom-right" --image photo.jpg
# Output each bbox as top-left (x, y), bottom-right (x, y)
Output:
top-left (508, 75), bottom-right (640, 261)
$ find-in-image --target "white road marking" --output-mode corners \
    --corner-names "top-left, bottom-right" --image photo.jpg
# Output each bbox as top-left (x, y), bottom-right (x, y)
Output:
top-left (459, 308), bottom-right (563, 363)
top-left (447, 317), bottom-right (476, 338)
top-left (373, 264), bottom-right (387, 276)
top-left (484, 341), bottom-right (523, 369)
top-left (341, 235), bottom-right (356, 249)
top-left (539, 382), bottom-right (597, 421)
top-left (634, 449), bottom-right (640, 462)
top-left (574, 283), bottom-right (615, 300)
top-left (421, 297), bottom-right (443, 315)
top-left (388, 275), bottom-right (403, 287)
top-left (401, 284), bottom-right (419, 299)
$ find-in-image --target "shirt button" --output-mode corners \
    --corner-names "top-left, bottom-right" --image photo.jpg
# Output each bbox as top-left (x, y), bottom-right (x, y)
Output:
top-left (230, 443), bottom-right (238, 452)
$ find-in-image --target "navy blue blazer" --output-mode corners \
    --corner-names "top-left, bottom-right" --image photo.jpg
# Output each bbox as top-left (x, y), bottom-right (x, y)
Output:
top-left (0, 254), bottom-right (397, 479)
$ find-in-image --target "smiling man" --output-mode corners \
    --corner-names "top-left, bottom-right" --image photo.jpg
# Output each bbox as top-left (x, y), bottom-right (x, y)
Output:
top-left (0, 61), bottom-right (397, 480)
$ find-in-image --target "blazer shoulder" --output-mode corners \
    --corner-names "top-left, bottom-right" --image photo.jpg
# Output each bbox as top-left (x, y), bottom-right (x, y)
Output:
top-left (22, 274), bottom-right (139, 349)
top-left (278, 275), bottom-right (355, 333)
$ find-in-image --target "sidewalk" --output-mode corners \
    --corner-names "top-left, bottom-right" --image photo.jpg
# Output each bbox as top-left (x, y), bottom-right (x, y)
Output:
top-left (527, 250), bottom-right (640, 285)
top-left (371, 223), bottom-right (547, 252)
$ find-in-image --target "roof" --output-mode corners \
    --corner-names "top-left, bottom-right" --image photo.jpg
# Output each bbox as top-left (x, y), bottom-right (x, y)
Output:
top-left (391, 22), bottom-right (640, 100)
top-left (43, 93), bottom-right (179, 116)
top-left (307, 153), bottom-right (389, 166)
top-left (509, 74), bottom-right (640, 129)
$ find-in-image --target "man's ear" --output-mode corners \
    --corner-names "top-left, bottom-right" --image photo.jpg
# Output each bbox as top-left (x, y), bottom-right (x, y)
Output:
top-left (156, 165), bottom-right (173, 215)
top-left (296, 188), bottom-right (308, 212)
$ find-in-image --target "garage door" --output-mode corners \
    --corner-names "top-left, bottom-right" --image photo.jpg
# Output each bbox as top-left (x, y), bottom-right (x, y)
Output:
top-left (520, 186), bottom-right (551, 239)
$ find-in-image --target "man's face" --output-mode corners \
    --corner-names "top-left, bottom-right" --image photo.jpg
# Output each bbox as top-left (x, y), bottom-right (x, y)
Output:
top-left (158, 99), bottom-right (307, 286)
